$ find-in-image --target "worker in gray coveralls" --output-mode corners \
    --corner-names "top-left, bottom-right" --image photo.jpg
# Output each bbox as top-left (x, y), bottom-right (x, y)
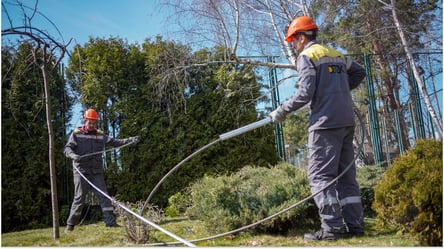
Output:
top-left (269, 16), bottom-right (366, 241)
top-left (64, 108), bottom-right (139, 233)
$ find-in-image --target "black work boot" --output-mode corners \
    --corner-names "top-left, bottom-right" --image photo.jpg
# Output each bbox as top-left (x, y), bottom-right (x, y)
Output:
top-left (103, 210), bottom-right (118, 227)
top-left (347, 224), bottom-right (364, 237)
top-left (349, 230), bottom-right (364, 237)
top-left (303, 229), bottom-right (352, 241)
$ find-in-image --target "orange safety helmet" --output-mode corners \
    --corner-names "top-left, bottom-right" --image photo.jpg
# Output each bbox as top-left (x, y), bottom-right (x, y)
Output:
top-left (83, 109), bottom-right (99, 120)
top-left (285, 16), bottom-right (318, 42)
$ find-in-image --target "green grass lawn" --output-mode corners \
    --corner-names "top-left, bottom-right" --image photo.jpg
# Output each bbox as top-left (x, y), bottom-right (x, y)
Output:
top-left (1, 217), bottom-right (419, 247)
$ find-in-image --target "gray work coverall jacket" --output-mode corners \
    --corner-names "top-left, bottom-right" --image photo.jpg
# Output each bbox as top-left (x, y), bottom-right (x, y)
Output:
top-left (281, 40), bottom-right (366, 234)
top-left (64, 127), bottom-right (130, 226)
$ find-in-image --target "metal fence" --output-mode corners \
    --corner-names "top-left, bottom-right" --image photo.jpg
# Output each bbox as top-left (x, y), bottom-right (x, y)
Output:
top-left (272, 51), bottom-right (442, 168)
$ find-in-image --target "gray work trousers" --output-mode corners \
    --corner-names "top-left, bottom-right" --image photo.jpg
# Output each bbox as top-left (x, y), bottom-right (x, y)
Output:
top-left (66, 171), bottom-right (116, 226)
top-left (308, 126), bottom-right (364, 233)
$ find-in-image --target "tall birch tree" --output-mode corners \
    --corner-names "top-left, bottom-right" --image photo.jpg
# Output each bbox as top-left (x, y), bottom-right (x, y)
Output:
top-left (378, 0), bottom-right (442, 137)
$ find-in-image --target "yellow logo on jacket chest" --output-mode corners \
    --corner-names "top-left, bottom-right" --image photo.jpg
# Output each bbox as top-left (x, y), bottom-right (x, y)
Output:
top-left (328, 65), bottom-right (345, 73)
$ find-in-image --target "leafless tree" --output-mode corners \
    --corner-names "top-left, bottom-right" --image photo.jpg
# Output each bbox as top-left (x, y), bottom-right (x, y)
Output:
top-left (377, 0), bottom-right (442, 137)
top-left (2, 0), bottom-right (72, 239)
top-left (162, 0), bottom-right (314, 67)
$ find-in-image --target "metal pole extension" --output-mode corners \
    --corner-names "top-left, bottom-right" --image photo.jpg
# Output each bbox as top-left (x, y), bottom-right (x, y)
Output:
top-left (219, 117), bottom-right (273, 140)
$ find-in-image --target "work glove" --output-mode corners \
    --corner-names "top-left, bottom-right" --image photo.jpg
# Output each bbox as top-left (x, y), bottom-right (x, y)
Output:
top-left (129, 136), bottom-right (140, 144)
top-left (269, 106), bottom-right (287, 124)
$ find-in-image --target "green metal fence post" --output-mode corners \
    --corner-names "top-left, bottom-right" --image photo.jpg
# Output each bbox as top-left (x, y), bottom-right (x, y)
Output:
top-left (394, 109), bottom-right (405, 154)
top-left (409, 65), bottom-right (426, 139)
top-left (381, 113), bottom-right (391, 166)
top-left (363, 54), bottom-right (384, 167)
top-left (268, 56), bottom-right (286, 160)
top-left (409, 103), bottom-right (417, 140)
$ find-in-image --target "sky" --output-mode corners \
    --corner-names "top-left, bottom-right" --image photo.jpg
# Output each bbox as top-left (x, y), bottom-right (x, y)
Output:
top-left (2, 1), bottom-right (441, 137)
top-left (2, 0), bottom-right (298, 130)
top-left (2, 0), bottom-right (180, 129)
top-left (2, 0), bottom-right (170, 48)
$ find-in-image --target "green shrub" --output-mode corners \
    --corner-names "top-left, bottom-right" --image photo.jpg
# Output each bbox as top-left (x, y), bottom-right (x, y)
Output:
top-left (165, 192), bottom-right (190, 217)
top-left (373, 139), bottom-right (442, 246)
top-left (356, 165), bottom-right (386, 217)
top-left (185, 163), bottom-right (318, 234)
top-left (356, 165), bottom-right (386, 188)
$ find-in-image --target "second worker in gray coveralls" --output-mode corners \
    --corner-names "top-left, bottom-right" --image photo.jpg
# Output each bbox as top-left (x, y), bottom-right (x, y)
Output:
top-left (269, 16), bottom-right (366, 241)
top-left (64, 108), bottom-right (139, 233)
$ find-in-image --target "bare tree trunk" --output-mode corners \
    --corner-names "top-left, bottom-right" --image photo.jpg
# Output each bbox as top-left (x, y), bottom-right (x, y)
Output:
top-left (379, 0), bottom-right (443, 137)
top-left (40, 49), bottom-right (60, 239)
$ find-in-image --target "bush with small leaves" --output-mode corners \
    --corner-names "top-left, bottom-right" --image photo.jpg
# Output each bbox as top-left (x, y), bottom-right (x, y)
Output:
top-left (373, 139), bottom-right (442, 246)
top-left (185, 163), bottom-right (318, 234)
top-left (165, 192), bottom-right (190, 217)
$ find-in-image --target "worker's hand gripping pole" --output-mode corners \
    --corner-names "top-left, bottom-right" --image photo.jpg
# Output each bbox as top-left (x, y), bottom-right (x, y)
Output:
top-left (219, 117), bottom-right (273, 141)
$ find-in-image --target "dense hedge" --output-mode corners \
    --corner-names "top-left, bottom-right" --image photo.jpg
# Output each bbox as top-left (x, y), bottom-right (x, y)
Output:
top-left (181, 163), bottom-right (319, 234)
top-left (373, 139), bottom-right (442, 246)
